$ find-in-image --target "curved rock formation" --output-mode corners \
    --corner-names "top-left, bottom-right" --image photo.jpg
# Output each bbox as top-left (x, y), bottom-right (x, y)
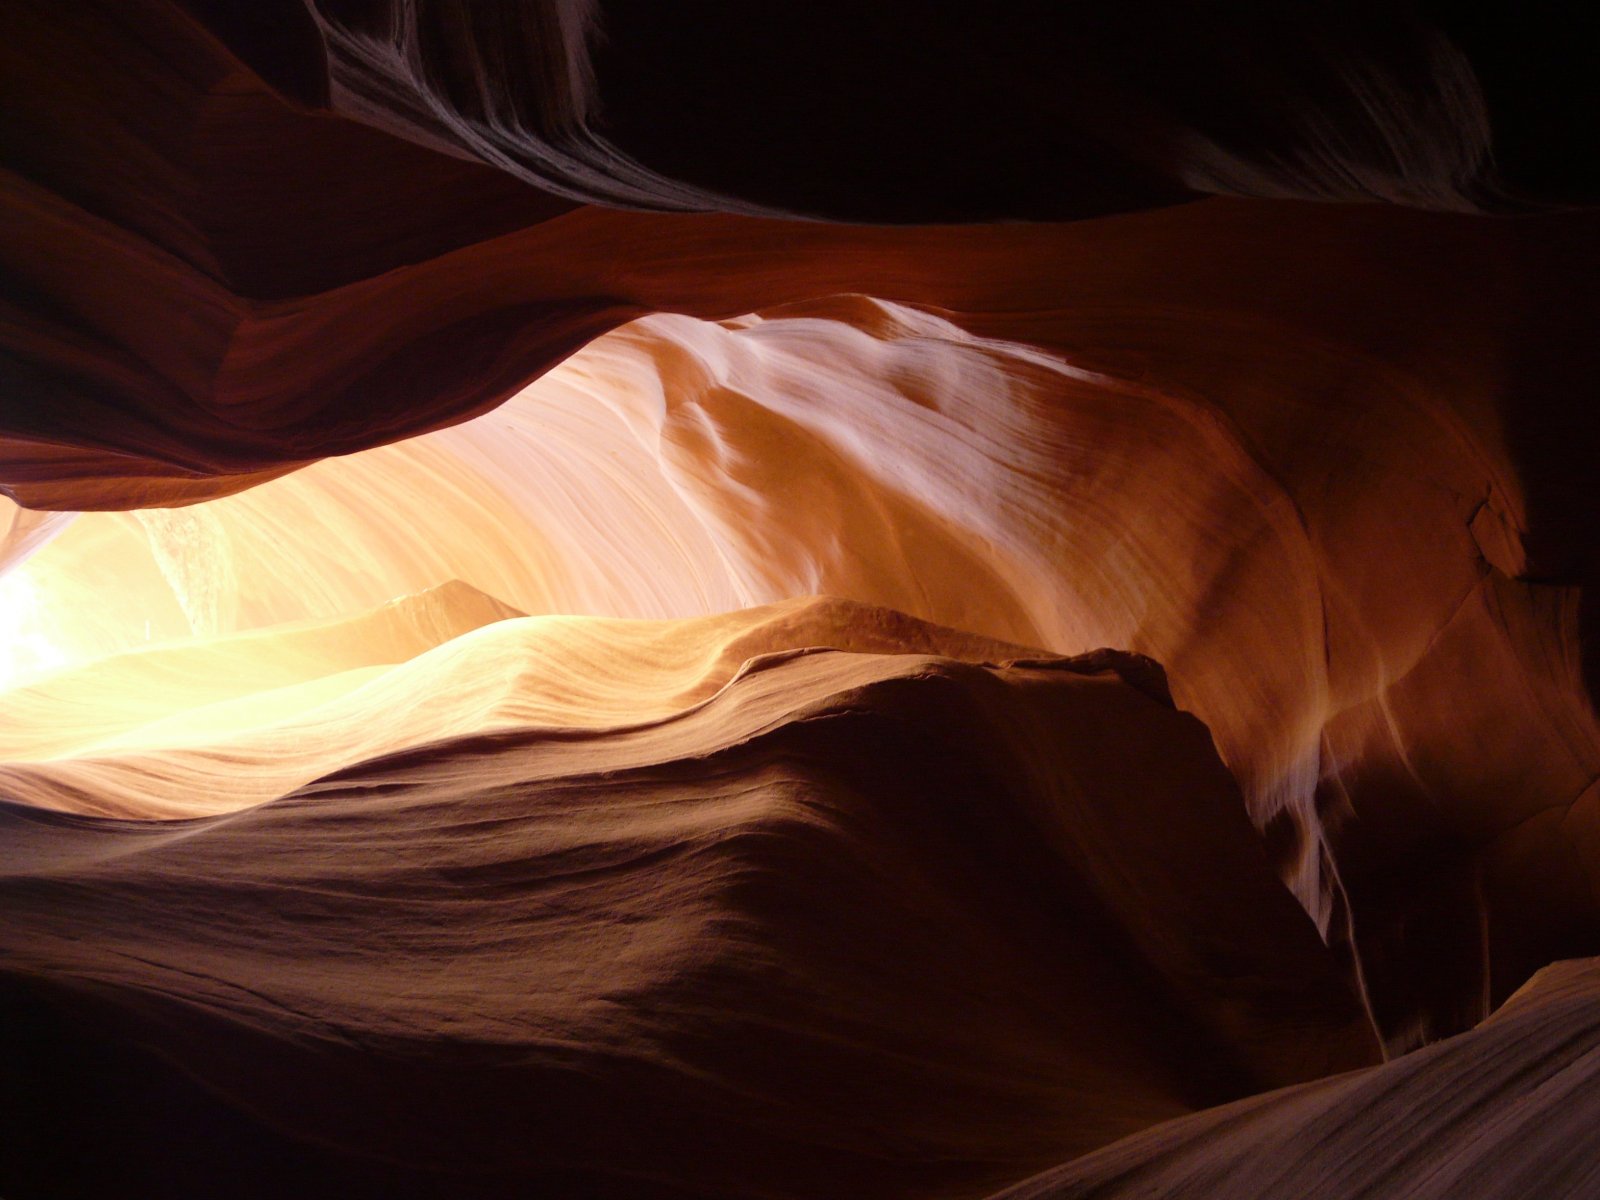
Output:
top-left (0, 591), bottom-right (1058, 817)
top-left (11, 281), bottom-right (1594, 1048)
top-left (300, 1), bottom-right (1503, 218)
top-left (3, 0), bottom-right (1599, 1195)
top-left (994, 956), bottom-right (1600, 1200)
top-left (4, 0), bottom-right (1596, 510)
top-left (0, 597), bottom-right (1376, 1199)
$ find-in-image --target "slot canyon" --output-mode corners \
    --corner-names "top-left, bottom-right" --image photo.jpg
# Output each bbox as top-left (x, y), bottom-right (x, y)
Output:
top-left (2, 3), bottom-right (1599, 1197)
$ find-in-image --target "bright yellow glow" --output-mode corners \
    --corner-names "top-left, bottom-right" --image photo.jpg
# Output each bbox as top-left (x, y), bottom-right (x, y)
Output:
top-left (0, 588), bottom-right (1039, 818)
top-left (3, 299), bottom-right (1095, 684)
top-left (0, 301), bottom-right (1124, 815)
top-left (0, 566), bottom-right (72, 691)
top-left (0, 298), bottom-right (1350, 834)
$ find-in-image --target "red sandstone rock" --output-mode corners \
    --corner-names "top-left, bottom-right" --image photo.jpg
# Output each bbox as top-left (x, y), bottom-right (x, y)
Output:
top-left (3, 2), bottom-right (1598, 1195)
top-left (0, 599), bottom-right (1377, 1198)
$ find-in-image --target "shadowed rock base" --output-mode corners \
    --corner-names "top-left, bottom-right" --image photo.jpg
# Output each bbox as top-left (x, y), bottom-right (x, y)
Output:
top-left (996, 957), bottom-right (1600, 1200)
top-left (0, 599), bottom-right (1375, 1199)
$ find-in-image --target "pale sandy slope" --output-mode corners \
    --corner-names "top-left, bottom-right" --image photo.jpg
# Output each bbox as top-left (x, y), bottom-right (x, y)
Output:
top-left (0, 579), bottom-right (522, 763)
top-left (0, 588), bottom-right (1053, 818)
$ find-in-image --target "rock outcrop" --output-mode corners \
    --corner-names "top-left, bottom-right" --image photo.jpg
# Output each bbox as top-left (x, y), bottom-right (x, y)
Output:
top-left (3, 2), bottom-right (1598, 1195)
top-left (994, 957), bottom-right (1600, 1200)
top-left (0, 597), bottom-right (1377, 1198)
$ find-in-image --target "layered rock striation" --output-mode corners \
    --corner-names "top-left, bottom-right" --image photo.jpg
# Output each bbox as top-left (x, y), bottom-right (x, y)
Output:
top-left (1, 598), bottom-right (1376, 1198)
top-left (3, 1), bottom-right (1599, 1195)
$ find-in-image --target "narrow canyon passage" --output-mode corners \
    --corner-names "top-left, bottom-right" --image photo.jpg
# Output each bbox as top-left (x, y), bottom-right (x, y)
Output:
top-left (3, 2), bottom-right (1598, 1197)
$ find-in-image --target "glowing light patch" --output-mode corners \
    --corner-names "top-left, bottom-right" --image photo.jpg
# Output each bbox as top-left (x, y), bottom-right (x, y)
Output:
top-left (0, 566), bottom-right (71, 691)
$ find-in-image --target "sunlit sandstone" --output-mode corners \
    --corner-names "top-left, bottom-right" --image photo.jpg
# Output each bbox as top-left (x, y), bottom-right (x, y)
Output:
top-left (2, 2), bottom-right (1597, 1197)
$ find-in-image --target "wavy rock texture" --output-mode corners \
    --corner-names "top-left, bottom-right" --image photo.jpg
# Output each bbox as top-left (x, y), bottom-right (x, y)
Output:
top-left (3, 0), bottom-right (1600, 1196)
top-left (3, 0), bottom-right (1596, 509)
top-left (303, 0), bottom-right (1502, 217)
top-left (0, 596), bottom-right (1377, 1199)
top-left (994, 956), bottom-right (1600, 1200)
top-left (0, 592), bottom-right (1058, 818)
top-left (0, 581), bottom-right (522, 778)
top-left (10, 287), bottom-right (1595, 1050)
